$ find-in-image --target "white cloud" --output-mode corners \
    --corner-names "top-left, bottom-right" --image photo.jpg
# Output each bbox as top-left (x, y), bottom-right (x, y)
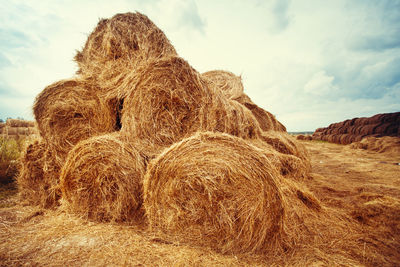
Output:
top-left (304, 71), bottom-right (338, 96)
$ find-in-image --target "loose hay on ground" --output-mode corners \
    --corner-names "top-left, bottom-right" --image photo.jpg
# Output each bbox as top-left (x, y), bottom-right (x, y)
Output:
top-left (60, 133), bottom-right (147, 223)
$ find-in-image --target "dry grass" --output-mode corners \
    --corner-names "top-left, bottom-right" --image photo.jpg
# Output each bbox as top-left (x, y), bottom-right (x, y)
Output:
top-left (75, 12), bottom-right (177, 100)
top-left (60, 133), bottom-right (147, 223)
top-left (350, 136), bottom-right (400, 155)
top-left (121, 57), bottom-right (262, 149)
top-left (143, 132), bottom-right (286, 254)
top-left (202, 70), bottom-right (286, 132)
top-left (33, 78), bottom-right (116, 166)
top-left (17, 139), bottom-right (60, 208)
top-left (121, 57), bottom-right (212, 147)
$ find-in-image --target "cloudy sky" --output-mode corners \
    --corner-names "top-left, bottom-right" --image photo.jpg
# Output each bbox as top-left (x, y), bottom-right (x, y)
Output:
top-left (1, 0), bottom-right (399, 131)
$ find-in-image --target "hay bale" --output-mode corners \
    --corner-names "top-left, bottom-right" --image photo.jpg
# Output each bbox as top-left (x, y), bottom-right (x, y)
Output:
top-left (296, 135), bottom-right (305, 140)
top-left (121, 57), bottom-right (262, 148)
top-left (202, 70), bottom-right (286, 132)
top-left (5, 127), bottom-right (17, 136)
top-left (75, 12), bottom-right (177, 99)
top-left (201, 70), bottom-right (244, 100)
top-left (260, 131), bottom-right (311, 168)
top-left (17, 127), bottom-right (29, 136)
top-left (60, 133), bottom-right (147, 223)
top-left (5, 119), bottom-right (34, 128)
top-left (203, 92), bottom-right (262, 139)
top-left (33, 78), bottom-right (116, 166)
top-left (120, 57), bottom-right (212, 147)
top-left (17, 140), bottom-right (61, 208)
top-left (144, 132), bottom-right (286, 254)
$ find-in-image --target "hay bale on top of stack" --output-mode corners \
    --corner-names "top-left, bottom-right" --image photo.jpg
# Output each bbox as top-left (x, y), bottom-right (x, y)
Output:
top-left (202, 70), bottom-right (286, 132)
top-left (19, 11), bottom-right (316, 254)
top-left (75, 12), bottom-right (177, 100)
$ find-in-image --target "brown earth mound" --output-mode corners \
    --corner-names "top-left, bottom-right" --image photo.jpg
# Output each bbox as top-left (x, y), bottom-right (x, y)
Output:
top-left (312, 112), bottom-right (400, 145)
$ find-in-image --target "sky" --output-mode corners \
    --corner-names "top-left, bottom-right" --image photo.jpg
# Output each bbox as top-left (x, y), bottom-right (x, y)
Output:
top-left (0, 0), bottom-right (399, 131)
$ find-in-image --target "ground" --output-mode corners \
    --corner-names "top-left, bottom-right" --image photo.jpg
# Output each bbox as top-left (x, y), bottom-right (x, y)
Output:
top-left (0, 140), bottom-right (399, 266)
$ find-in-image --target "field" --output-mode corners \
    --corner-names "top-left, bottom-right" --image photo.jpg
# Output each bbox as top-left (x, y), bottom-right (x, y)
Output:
top-left (1, 139), bottom-right (399, 266)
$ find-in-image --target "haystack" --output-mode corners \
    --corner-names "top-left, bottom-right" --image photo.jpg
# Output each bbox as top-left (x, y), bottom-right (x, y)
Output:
top-left (144, 132), bottom-right (285, 254)
top-left (17, 140), bottom-right (61, 208)
top-left (202, 70), bottom-right (286, 132)
top-left (33, 78), bottom-right (116, 166)
top-left (5, 119), bottom-right (35, 128)
top-left (60, 133), bottom-right (147, 223)
top-left (259, 131), bottom-right (311, 173)
top-left (120, 56), bottom-right (211, 147)
top-left (121, 57), bottom-right (264, 149)
top-left (202, 70), bottom-right (244, 99)
top-left (75, 12), bottom-right (177, 99)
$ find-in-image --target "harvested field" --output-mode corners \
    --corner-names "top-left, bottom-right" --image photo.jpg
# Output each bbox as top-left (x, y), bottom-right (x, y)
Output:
top-left (1, 140), bottom-right (399, 266)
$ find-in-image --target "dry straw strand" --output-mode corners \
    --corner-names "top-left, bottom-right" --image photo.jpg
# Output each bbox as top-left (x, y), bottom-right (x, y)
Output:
top-left (33, 78), bottom-right (116, 166)
top-left (60, 133), bottom-right (147, 223)
top-left (144, 132), bottom-right (286, 254)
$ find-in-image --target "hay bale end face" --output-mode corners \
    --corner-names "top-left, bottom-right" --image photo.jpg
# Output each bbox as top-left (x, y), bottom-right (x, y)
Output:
top-left (202, 70), bottom-right (244, 100)
top-left (60, 133), bottom-right (146, 223)
top-left (144, 132), bottom-right (285, 254)
top-left (33, 78), bottom-right (116, 166)
top-left (121, 57), bottom-right (213, 147)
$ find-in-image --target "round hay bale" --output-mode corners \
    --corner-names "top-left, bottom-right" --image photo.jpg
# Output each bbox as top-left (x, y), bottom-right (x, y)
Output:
top-left (204, 93), bottom-right (262, 140)
top-left (260, 131), bottom-right (311, 171)
top-left (17, 127), bottom-right (29, 135)
top-left (121, 57), bottom-right (212, 147)
top-left (60, 133), bottom-right (146, 223)
top-left (144, 132), bottom-right (285, 254)
top-left (121, 57), bottom-right (262, 148)
top-left (296, 135), bottom-right (305, 140)
top-left (202, 70), bottom-right (244, 100)
top-left (75, 12), bottom-right (177, 99)
top-left (5, 119), bottom-right (34, 128)
top-left (33, 78), bottom-right (116, 166)
top-left (202, 70), bottom-right (286, 132)
top-left (17, 140), bottom-right (61, 208)
top-left (373, 123), bottom-right (391, 135)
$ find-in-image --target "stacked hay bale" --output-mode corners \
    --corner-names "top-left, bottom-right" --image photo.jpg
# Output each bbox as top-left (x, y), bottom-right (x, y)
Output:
top-left (312, 112), bottom-right (400, 145)
top-left (18, 12), bottom-right (316, 254)
top-left (1, 119), bottom-right (38, 139)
